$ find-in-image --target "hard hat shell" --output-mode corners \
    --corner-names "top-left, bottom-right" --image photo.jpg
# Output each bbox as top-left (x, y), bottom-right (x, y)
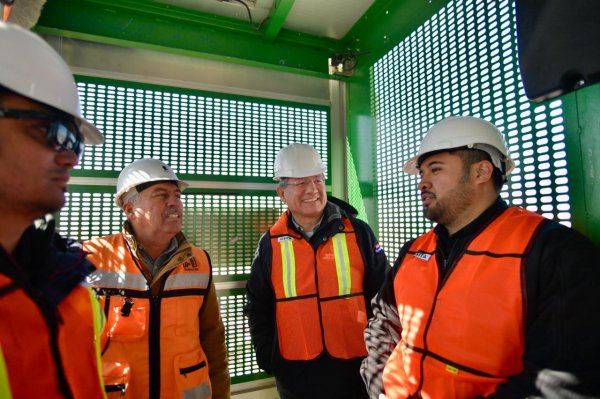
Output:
top-left (0, 21), bottom-right (103, 145)
top-left (274, 143), bottom-right (325, 181)
top-left (403, 116), bottom-right (515, 175)
top-left (115, 159), bottom-right (189, 207)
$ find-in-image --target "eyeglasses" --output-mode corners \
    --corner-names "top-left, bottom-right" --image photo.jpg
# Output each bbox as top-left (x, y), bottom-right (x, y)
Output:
top-left (0, 108), bottom-right (85, 158)
top-left (283, 177), bottom-right (325, 189)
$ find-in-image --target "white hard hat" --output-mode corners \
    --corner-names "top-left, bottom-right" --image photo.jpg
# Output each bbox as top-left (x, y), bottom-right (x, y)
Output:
top-left (0, 21), bottom-right (103, 145)
top-left (115, 159), bottom-right (189, 207)
top-left (274, 143), bottom-right (324, 181)
top-left (403, 116), bottom-right (515, 176)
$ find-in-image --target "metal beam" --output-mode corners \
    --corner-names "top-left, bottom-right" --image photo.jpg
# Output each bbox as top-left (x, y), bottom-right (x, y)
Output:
top-left (35, 0), bottom-right (344, 77)
top-left (263, 0), bottom-right (295, 43)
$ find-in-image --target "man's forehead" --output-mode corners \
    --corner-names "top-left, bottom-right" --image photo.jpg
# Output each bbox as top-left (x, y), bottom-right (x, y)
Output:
top-left (141, 181), bottom-right (180, 194)
top-left (418, 152), bottom-right (459, 169)
top-left (287, 174), bottom-right (323, 180)
top-left (1, 92), bottom-right (51, 112)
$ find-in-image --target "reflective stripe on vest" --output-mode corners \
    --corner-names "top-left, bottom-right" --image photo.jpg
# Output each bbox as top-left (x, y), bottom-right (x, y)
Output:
top-left (277, 232), bottom-right (353, 298)
top-left (333, 232), bottom-right (352, 296)
top-left (87, 286), bottom-right (107, 395)
top-left (87, 269), bottom-right (149, 290)
top-left (164, 272), bottom-right (210, 291)
top-left (278, 237), bottom-right (296, 298)
top-left (0, 345), bottom-right (12, 399)
top-left (270, 212), bottom-right (368, 360)
top-left (383, 207), bottom-right (544, 398)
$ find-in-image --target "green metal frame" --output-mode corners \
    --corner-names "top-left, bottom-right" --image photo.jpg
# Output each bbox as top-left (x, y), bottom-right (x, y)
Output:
top-left (562, 83), bottom-right (600, 246)
top-left (71, 75), bottom-right (331, 183)
top-left (35, 0), bottom-right (343, 77)
top-left (263, 0), bottom-right (295, 43)
top-left (342, 0), bottom-right (449, 232)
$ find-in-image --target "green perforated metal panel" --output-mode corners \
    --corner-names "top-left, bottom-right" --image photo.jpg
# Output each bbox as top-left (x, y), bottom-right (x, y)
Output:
top-left (373, 0), bottom-right (571, 257)
top-left (58, 78), bottom-right (328, 384)
top-left (217, 289), bottom-right (268, 382)
top-left (76, 77), bottom-right (329, 180)
top-left (181, 193), bottom-right (286, 278)
top-left (59, 190), bottom-right (286, 278)
top-left (347, 138), bottom-right (369, 223)
top-left (60, 190), bottom-right (125, 240)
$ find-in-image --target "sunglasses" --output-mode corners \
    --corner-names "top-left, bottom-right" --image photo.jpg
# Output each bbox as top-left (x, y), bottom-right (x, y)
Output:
top-left (0, 108), bottom-right (85, 158)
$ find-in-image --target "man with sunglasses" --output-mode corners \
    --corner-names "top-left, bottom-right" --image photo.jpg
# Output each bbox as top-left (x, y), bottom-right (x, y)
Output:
top-left (245, 143), bottom-right (389, 398)
top-left (0, 21), bottom-right (105, 398)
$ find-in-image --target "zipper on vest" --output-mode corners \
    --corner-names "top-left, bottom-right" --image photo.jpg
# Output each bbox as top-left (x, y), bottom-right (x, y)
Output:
top-left (32, 287), bottom-right (75, 399)
top-left (149, 293), bottom-right (161, 399)
top-left (414, 239), bottom-right (457, 395)
top-left (415, 238), bottom-right (485, 395)
top-left (312, 244), bottom-right (327, 355)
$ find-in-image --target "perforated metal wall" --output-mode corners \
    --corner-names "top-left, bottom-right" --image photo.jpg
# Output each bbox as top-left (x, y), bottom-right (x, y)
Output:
top-left (373, 0), bottom-right (571, 257)
top-left (75, 77), bottom-right (329, 178)
top-left (58, 77), bottom-right (328, 383)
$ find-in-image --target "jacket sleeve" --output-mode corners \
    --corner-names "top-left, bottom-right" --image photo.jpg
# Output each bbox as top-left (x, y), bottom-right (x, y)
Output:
top-left (352, 218), bottom-right (390, 317)
top-left (244, 233), bottom-right (276, 373)
top-left (489, 221), bottom-right (600, 398)
top-left (199, 279), bottom-right (231, 399)
top-left (361, 244), bottom-right (410, 399)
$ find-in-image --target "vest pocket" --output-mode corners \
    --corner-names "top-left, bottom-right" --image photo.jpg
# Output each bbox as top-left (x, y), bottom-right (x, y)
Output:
top-left (103, 360), bottom-right (131, 397)
top-left (106, 297), bottom-right (147, 340)
top-left (276, 297), bottom-right (323, 360)
top-left (321, 295), bottom-right (368, 358)
top-left (175, 350), bottom-right (211, 398)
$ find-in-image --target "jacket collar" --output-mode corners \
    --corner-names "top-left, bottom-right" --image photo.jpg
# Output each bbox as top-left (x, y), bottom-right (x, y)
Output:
top-left (121, 221), bottom-right (194, 287)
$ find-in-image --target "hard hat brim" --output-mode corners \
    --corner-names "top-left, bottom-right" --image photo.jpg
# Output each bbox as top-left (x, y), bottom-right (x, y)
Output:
top-left (79, 118), bottom-right (105, 145)
top-left (403, 154), bottom-right (420, 175)
top-left (115, 179), bottom-right (189, 208)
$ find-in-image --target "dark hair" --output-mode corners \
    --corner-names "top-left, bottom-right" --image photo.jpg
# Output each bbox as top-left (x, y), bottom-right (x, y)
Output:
top-left (0, 85), bottom-right (13, 103)
top-left (418, 147), bottom-right (504, 192)
top-left (449, 148), bottom-right (504, 192)
top-left (135, 180), bottom-right (179, 194)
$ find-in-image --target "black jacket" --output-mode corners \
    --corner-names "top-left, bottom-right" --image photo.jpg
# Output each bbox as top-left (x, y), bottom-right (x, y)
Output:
top-left (361, 198), bottom-right (600, 398)
top-left (0, 217), bottom-right (94, 307)
top-left (245, 199), bottom-right (389, 399)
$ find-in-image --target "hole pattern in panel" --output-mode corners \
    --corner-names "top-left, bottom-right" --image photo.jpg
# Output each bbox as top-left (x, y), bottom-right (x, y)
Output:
top-left (372, 0), bottom-right (570, 258)
top-left (218, 293), bottom-right (264, 379)
top-left (76, 83), bottom-right (329, 179)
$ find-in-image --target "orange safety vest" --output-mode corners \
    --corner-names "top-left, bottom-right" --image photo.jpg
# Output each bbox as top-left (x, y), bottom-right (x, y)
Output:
top-left (0, 274), bottom-right (105, 399)
top-left (383, 207), bottom-right (545, 398)
top-left (270, 212), bottom-right (368, 360)
top-left (84, 234), bottom-right (213, 399)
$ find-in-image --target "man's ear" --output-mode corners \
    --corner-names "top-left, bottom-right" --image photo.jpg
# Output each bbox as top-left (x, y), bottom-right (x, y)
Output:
top-left (474, 160), bottom-right (494, 183)
top-left (276, 186), bottom-right (286, 204)
top-left (123, 202), bottom-right (134, 219)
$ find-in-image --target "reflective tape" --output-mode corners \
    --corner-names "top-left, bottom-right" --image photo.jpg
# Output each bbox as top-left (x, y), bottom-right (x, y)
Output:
top-left (332, 233), bottom-right (352, 296)
top-left (164, 273), bottom-right (210, 290)
top-left (86, 270), bottom-right (148, 290)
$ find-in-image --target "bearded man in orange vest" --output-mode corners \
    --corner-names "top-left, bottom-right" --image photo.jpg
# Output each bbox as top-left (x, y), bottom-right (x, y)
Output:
top-left (84, 158), bottom-right (230, 399)
top-left (246, 143), bottom-right (389, 398)
top-left (361, 116), bottom-right (600, 398)
top-left (0, 21), bottom-right (105, 398)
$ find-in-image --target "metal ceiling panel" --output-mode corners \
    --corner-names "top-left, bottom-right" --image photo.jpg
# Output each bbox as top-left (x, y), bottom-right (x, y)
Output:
top-left (284, 0), bottom-right (374, 39)
top-left (154, 0), bottom-right (374, 39)
top-left (155, 0), bottom-right (274, 28)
